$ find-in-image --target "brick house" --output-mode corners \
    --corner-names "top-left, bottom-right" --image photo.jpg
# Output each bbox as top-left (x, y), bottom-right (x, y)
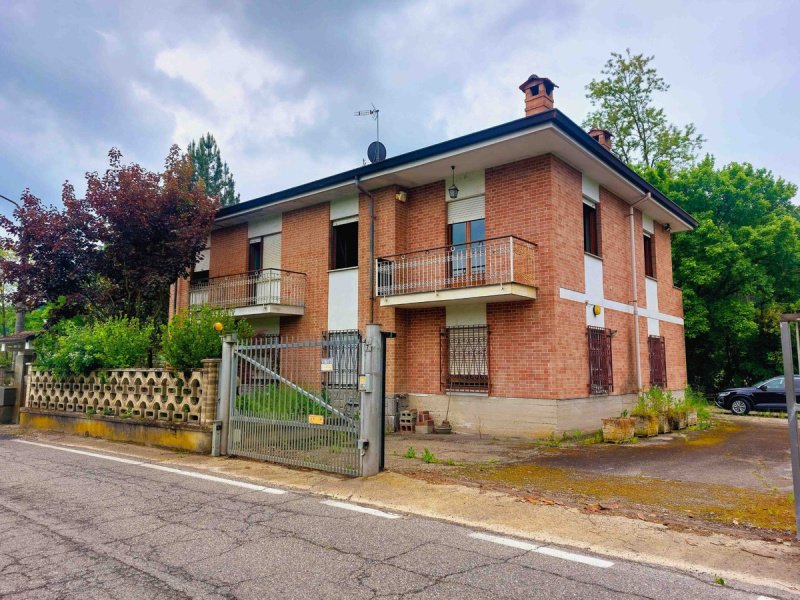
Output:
top-left (169, 74), bottom-right (696, 437)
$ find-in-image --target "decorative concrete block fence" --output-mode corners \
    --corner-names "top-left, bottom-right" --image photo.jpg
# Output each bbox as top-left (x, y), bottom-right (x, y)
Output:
top-left (20, 359), bottom-right (220, 453)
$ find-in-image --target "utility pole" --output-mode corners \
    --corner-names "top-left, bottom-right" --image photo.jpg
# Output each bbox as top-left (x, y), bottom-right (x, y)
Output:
top-left (0, 193), bottom-right (25, 333)
top-left (780, 313), bottom-right (800, 539)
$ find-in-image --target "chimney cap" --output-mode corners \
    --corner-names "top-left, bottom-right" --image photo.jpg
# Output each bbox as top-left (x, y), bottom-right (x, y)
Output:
top-left (588, 128), bottom-right (613, 139)
top-left (519, 74), bottom-right (558, 93)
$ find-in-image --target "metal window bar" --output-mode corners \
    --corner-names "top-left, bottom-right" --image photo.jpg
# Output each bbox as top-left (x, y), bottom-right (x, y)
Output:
top-left (441, 325), bottom-right (489, 393)
top-left (229, 334), bottom-right (362, 476)
top-left (189, 268), bottom-right (306, 309)
top-left (375, 236), bottom-right (536, 297)
top-left (648, 335), bottom-right (667, 388)
top-left (588, 326), bottom-right (614, 395)
top-left (321, 330), bottom-right (362, 391)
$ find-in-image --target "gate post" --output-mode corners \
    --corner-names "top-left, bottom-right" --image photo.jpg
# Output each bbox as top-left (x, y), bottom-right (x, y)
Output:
top-left (361, 324), bottom-right (384, 477)
top-left (218, 333), bottom-right (237, 456)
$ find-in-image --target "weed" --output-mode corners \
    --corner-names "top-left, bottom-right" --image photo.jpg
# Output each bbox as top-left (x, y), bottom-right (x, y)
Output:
top-left (103, 407), bottom-right (115, 416)
top-left (714, 576), bottom-right (725, 586)
top-left (443, 458), bottom-right (456, 466)
top-left (86, 407), bottom-right (96, 416)
top-left (421, 448), bottom-right (437, 464)
top-left (119, 408), bottom-right (133, 419)
top-left (403, 447), bottom-right (417, 459)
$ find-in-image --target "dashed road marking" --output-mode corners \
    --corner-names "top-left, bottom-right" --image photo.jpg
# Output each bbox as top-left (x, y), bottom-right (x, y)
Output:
top-left (11, 439), bottom-right (287, 495)
top-left (469, 532), bottom-right (614, 568)
top-left (321, 499), bottom-right (401, 519)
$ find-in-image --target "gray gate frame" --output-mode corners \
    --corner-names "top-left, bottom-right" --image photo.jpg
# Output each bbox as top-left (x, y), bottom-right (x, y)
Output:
top-left (217, 324), bottom-right (384, 477)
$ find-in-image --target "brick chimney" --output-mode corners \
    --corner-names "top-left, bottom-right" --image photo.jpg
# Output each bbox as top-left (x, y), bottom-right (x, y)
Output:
top-left (588, 128), bottom-right (613, 151)
top-left (519, 74), bottom-right (557, 116)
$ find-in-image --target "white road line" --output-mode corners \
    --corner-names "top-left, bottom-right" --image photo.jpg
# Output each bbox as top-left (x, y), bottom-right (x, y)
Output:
top-left (11, 439), bottom-right (286, 495)
top-left (470, 532), bottom-right (541, 551)
top-left (534, 546), bottom-right (614, 568)
top-left (469, 532), bottom-right (614, 568)
top-left (756, 596), bottom-right (778, 600)
top-left (321, 500), bottom-right (401, 519)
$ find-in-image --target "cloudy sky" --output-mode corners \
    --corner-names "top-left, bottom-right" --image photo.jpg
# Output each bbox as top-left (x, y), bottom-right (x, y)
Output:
top-left (1, 0), bottom-right (797, 215)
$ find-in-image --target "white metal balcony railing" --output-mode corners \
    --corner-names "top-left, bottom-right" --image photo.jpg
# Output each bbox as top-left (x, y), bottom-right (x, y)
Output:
top-left (189, 268), bottom-right (306, 310)
top-left (375, 236), bottom-right (537, 297)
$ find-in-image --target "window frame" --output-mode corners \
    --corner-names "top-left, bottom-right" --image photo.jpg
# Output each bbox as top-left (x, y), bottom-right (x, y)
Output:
top-left (587, 326), bottom-right (613, 395)
top-left (583, 199), bottom-right (600, 257)
top-left (643, 231), bottom-right (655, 279)
top-left (648, 335), bottom-right (667, 388)
top-left (441, 325), bottom-right (489, 394)
top-left (330, 219), bottom-right (359, 270)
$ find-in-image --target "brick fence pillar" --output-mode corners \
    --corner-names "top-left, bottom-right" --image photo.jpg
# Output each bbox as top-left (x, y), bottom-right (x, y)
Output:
top-left (200, 358), bottom-right (221, 425)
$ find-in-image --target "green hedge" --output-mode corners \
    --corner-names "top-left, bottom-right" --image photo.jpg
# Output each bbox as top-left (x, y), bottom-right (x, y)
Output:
top-left (35, 317), bottom-right (154, 377)
top-left (161, 306), bottom-right (252, 371)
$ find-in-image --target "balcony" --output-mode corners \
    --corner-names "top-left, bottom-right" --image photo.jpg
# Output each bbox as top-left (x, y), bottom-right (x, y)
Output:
top-left (376, 236), bottom-right (537, 308)
top-left (189, 268), bottom-right (306, 317)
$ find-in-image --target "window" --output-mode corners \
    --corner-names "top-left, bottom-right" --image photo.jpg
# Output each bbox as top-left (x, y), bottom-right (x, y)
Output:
top-left (763, 377), bottom-right (784, 390)
top-left (643, 233), bottom-right (655, 278)
top-left (583, 201), bottom-right (600, 256)
top-left (587, 326), bottom-right (613, 394)
top-left (322, 330), bottom-right (361, 389)
top-left (449, 218), bottom-right (485, 279)
top-left (248, 240), bottom-right (262, 272)
top-left (330, 220), bottom-right (358, 269)
top-left (442, 325), bottom-right (489, 393)
top-left (648, 335), bottom-right (667, 388)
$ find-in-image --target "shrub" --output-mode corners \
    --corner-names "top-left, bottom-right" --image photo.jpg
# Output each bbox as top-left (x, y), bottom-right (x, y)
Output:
top-left (161, 306), bottom-right (253, 371)
top-left (684, 385), bottom-right (712, 429)
top-left (35, 317), bottom-right (153, 377)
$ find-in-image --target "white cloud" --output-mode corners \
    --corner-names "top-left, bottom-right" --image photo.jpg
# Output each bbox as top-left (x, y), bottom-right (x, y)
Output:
top-left (137, 29), bottom-right (339, 198)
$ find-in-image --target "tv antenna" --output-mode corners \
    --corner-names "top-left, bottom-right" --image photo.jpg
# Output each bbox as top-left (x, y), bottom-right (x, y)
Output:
top-left (354, 105), bottom-right (386, 163)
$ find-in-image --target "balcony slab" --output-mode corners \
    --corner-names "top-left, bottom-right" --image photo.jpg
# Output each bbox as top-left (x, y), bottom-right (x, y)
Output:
top-left (378, 282), bottom-right (536, 308)
top-left (232, 305), bottom-right (305, 317)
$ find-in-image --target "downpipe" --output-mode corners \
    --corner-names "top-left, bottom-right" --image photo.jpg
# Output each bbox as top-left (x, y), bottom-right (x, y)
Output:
top-left (629, 193), bottom-right (651, 393)
top-left (355, 177), bottom-right (375, 323)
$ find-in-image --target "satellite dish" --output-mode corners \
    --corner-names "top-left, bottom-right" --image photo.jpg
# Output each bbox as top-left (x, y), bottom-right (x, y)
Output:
top-left (367, 141), bottom-right (387, 163)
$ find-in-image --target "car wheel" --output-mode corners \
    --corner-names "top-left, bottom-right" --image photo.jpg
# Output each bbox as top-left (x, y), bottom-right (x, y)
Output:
top-left (729, 397), bottom-right (751, 416)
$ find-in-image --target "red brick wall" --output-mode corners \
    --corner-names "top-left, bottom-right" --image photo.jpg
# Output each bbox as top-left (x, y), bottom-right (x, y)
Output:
top-left (280, 203), bottom-right (330, 339)
top-left (188, 152), bottom-right (689, 398)
top-left (209, 224), bottom-right (248, 278)
top-left (484, 156), bottom-right (558, 398)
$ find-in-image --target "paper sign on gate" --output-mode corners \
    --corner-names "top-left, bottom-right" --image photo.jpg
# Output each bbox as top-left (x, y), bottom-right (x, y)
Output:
top-left (321, 358), bottom-right (333, 372)
top-left (308, 414), bottom-right (325, 425)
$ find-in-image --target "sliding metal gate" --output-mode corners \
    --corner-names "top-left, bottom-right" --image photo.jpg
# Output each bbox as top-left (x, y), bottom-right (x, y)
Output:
top-left (227, 333), bottom-right (363, 476)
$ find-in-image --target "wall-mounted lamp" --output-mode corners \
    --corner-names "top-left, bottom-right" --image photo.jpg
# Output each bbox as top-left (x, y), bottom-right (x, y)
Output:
top-left (592, 304), bottom-right (602, 317)
top-left (395, 190), bottom-right (408, 203)
top-left (448, 166), bottom-right (459, 199)
top-left (662, 223), bottom-right (671, 233)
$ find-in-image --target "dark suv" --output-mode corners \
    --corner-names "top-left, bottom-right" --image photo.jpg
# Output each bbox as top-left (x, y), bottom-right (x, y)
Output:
top-left (716, 375), bottom-right (800, 415)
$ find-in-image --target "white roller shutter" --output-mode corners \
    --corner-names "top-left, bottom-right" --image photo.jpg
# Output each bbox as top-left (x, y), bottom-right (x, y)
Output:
top-left (447, 195), bottom-right (485, 224)
top-left (262, 233), bottom-right (281, 269)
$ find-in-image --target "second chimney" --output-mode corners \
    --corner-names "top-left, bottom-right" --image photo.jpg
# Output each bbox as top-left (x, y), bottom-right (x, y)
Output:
top-left (588, 128), bottom-right (613, 151)
top-left (519, 74), bottom-right (557, 117)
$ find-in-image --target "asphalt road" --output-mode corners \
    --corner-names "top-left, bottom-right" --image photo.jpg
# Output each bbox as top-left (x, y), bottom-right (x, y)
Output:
top-left (0, 434), bottom-right (791, 600)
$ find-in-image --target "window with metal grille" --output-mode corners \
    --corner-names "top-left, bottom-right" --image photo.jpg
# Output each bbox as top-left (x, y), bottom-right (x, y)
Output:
top-left (648, 335), bottom-right (667, 388)
top-left (587, 326), bottom-right (613, 394)
top-left (322, 330), bottom-right (361, 389)
top-left (441, 325), bottom-right (489, 393)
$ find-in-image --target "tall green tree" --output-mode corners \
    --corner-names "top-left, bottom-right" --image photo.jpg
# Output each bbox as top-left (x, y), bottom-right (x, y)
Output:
top-left (584, 50), bottom-right (800, 390)
top-left (187, 133), bottom-right (240, 207)
top-left (646, 159), bottom-right (799, 389)
top-left (583, 49), bottom-right (705, 170)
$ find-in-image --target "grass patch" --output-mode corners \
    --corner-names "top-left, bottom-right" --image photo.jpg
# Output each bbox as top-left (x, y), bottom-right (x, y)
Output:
top-left (458, 462), bottom-right (795, 532)
top-left (236, 385), bottom-right (334, 420)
